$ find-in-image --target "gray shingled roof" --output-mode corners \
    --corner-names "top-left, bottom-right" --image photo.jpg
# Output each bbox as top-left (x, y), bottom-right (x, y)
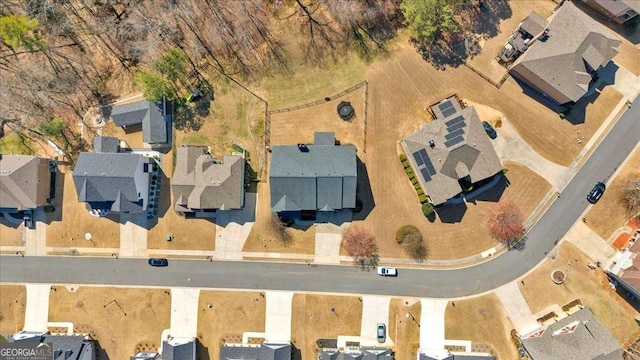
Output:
top-left (9, 332), bottom-right (95, 360)
top-left (509, 1), bottom-right (621, 104)
top-left (92, 135), bottom-right (119, 153)
top-left (269, 133), bottom-right (357, 213)
top-left (172, 146), bottom-right (244, 211)
top-left (111, 100), bottom-right (168, 143)
top-left (519, 12), bottom-right (548, 37)
top-left (162, 338), bottom-right (195, 360)
top-left (401, 107), bottom-right (502, 205)
top-left (520, 307), bottom-right (622, 360)
top-left (219, 343), bottom-right (291, 360)
top-left (73, 152), bottom-right (147, 213)
top-left (0, 155), bottom-right (51, 211)
top-left (320, 347), bottom-right (394, 360)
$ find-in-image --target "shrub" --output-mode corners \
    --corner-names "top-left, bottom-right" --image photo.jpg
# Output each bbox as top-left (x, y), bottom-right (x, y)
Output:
top-left (417, 189), bottom-right (424, 196)
top-left (414, 183), bottom-right (421, 190)
top-left (399, 153), bottom-right (407, 161)
top-left (402, 161), bottom-right (411, 169)
top-left (43, 204), bottom-right (55, 213)
top-left (559, 112), bottom-right (566, 119)
top-left (419, 194), bottom-right (428, 203)
top-left (395, 225), bottom-right (422, 245)
top-left (501, 168), bottom-right (509, 175)
top-left (405, 167), bottom-right (414, 175)
top-left (422, 203), bottom-right (434, 216)
top-left (411, 177), bottom-right (419, 185)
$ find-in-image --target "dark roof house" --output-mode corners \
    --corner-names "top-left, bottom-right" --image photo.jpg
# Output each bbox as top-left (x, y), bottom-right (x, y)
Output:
top-left (509, 1), bottom-right (621, 105)
top-left (320, 347), bottom-right (394, 360)
top-left (162, 338), bottom-right (196, 360)
top-left (9, 331), bottom-right (95, 360)
top-left (0, 155), bottom-right (53, 212)
top-left (581, 0), bottom-right (639, 25)
top-left (111, 99), bottom-right (171, 144)
top-left (92, 135), bottom-right (119, 153)
top-left (172, 146), bottom-right (245, 213)
top-left (269, 132), bottom-right (357, 214)
top-left (219, 342), bottom-right (291, 360)
top-left (401, 103), bottom-right (502, 206)
top-left (520, 307), bottom-right (622, 360)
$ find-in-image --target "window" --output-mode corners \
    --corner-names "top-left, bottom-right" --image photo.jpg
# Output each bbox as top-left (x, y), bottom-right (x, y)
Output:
top-left (143, 163), bottom-right (149, 173)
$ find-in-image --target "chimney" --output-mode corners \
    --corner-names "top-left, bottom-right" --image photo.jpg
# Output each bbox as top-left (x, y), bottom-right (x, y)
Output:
top-left (429, 140), bottom-right (435, 148)
top-left (65, 349), bottom-right (73, 359)
top-left (297, 144), bottom-right (309, 153)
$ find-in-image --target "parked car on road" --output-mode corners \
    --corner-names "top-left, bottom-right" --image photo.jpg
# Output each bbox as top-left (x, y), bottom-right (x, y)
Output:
top-left (482, 121), bottom-right (497, 139)
top-left (587, 182), bottom-right (606, 204)
top-left (148, 258), bottom-right (169, 267)
top-left (377, 323), bottom-right (386, 343)
top-left (377, 267), bottom-right (397, 276)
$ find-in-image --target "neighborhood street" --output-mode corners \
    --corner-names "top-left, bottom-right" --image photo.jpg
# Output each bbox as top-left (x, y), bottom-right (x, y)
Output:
top-left (1, 98), bottom-right (638, 298)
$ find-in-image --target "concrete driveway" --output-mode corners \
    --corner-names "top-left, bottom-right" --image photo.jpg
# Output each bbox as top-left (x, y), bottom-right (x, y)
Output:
top-left (264, 291), bottom-right (293, 343)
top-left (24, 209), bottom-right (46, 255)
top-left (360, 296), bottom-right (392, 346)
top-left (494, 282), bottom-right (537, 334)
top-left (215, 193), bottom-right (257, 260)
top-left (24, 284), bottom-right (51, 331)
top-left (419, 299), bottom-right (448, 350)
top-left (169, 288), bottom-right (200, 338)
top-left (120, 214), bottom-right (148, 257)
top-left (314, 223), bottom-right (349, 264)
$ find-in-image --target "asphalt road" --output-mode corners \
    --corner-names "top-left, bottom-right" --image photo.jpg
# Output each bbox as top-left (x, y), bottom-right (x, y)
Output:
top-left (1, 99), bottom-right (638, 298)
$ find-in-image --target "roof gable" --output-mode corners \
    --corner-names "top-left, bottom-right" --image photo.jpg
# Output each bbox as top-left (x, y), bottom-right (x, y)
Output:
top-left (0, 155), bottom-right (51, 210)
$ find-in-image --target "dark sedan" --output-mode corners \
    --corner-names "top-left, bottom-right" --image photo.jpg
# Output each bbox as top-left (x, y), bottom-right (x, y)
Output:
top-left (587, 182), bottom-right (606, 204)
top-left (482, 121), bottom-right (497, 139)
top-left (148, 258), bottom-right (169, 267)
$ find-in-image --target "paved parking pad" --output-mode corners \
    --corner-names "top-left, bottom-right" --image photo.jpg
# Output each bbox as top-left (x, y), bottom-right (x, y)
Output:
top-left (170, 288), bottom-right (200, 338)
top-left (24, 284), bottom-right (51, 331)
top-left (419, 299), bottom-right (448, 350)
top-left (360, 296), bottom-right (392, 346)
top-left (265, 291), bottom-right (293, 343)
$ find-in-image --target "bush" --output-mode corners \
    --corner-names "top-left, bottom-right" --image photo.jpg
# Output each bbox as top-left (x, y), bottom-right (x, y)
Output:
top-left (395, 225), bottom-right (422, 244)
top-left (416, 189), bottom-right (424, 196)
top-left (422, 203), bottom-right (434, 216)
top-left (405, 167), bottom-right (414, 175)
top-left (399, 153), bottom-right (407, 161)
top-left (402, 161), bottom-right (411, 169)
top-left (43, 204), bottom-right (55, 213)
top-left (419, 194), bottom-right (428, 203)
top-left (411, 177), bottom-right (419, 185)
top-left (501, 168), bottom-right (509, 175)
top-left (414, 183), bottom-right (421, 190)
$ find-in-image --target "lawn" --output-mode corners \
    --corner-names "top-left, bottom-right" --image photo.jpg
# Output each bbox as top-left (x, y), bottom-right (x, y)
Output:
top-left (586, 147), bottom-right (640, 239)
top-left (388, 298), bottom-right (421, 360)
top-left (49, 286), bottom-right (170, 360)
top-left (0, 132), bottom-right (35, 155)
top-left (518, 242), bottom-right (640, 346)
top-left (445, 294), bottom-right (518, 360)
top-left (291, 294), bottom-right (362, 360)
top-left (0, 217), bottom-right (23, 247)
top-left (0, 285), bottom-right (26, 338)
top-left (197, 290), bottom-right (266, 360)
top-left (46, 170), bottom-right (120, 250)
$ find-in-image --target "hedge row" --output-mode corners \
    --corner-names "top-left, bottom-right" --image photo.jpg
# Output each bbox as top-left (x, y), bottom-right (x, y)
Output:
top-left (399, 153), bottom-right (429, 204)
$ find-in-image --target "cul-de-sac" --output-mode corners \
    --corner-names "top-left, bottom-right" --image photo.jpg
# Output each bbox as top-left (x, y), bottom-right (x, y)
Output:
top-left (1, 1), bottom-right (639, 359)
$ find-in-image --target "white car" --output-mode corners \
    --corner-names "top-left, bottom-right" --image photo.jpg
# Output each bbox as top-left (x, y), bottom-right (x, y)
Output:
top-left (377, 266), bottom-right (397, 276)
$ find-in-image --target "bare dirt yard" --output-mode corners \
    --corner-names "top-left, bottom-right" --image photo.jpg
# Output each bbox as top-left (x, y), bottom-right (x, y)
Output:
top-left (465, 0), bottom-right (558, 83)
top-left (518, 242), bottom-right (640, 346)
top-left (0, 217), bottom-right (23, 247)
top-left (243, 183), bottom-right (316, 255)
top-left (197, 290), bottom-right (266, 360)
top-left (0, 285), bottom-right (26, 339)
top-left (46, 170), bottom-right (120, 250)
top-left (445, 294), bottom-right (518, 360)
top-left (49, 286), bottom-right (170, 360)
top-left (388, 298), bottom-right (421, 360)
top-left (586, 147), bottom-right (640, 239)
top-left (291, 294), bottom-right (362, 360)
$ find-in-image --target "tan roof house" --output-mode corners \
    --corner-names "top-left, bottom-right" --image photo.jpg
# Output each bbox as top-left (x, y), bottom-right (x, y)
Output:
top-left (509, 1), bottom-right (621, 105)
top-left (402, 100), bottom-right (502, 206)
top-left (172, 145), bottom-right (245, 214)
top-left (0, 155), bottom-right (53, 212)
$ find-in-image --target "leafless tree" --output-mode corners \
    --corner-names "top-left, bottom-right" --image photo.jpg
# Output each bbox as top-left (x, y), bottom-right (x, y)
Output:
top-left (342, 225), bottom-right (378, 269)
top-left (269, 214), bottom-right (292, 246)
top-left (486, 200), bottom-right (526, 246)
top-left (622, 176), bottom-right (640, 217)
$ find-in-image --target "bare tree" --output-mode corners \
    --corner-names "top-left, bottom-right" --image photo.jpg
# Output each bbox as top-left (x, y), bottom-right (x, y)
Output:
top-left (342, 225), bottom-right (378, 269)
top-left (486, 200), bottom-right (526, 245)
top-left (622, 176), bottom-right (640, 216)
top-left (269, 214), bottom-right (292, 246)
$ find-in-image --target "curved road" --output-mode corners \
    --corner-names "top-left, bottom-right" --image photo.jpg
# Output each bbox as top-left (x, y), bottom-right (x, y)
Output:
top-left (1, 99), bottom-right (638, 298)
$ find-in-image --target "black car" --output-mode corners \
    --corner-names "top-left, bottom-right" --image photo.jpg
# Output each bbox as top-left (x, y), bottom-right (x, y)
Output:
top-left (587, 182), bottom-right (606, 204)
top-left (481, 121), bottom-right (497, 139)
top-left (148, 258), bottom-right (169, 267)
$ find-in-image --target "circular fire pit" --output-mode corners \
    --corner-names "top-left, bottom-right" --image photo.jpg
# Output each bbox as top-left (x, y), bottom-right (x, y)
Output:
top-left (551, 270), bottom-right (566, 284)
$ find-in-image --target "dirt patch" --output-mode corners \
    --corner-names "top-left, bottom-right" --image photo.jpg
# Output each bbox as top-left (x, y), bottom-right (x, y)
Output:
top-left (49, 286), bottom-right (170, 360)
top-left (519, 242), bottom-right (640, 345)
top-left (243, 183), bottom-right (316, 254)
top-left (388, 298), bottom-right (421, 359)
top-left (197, 290), bottom-right (266, 360)
top-left (46, 170), bottom-right (120, 250)
top-left (0, 218), bottom-right (23, 247)
top-left (586, 147), bottom-right (640, 239)
top-left (291, 294), bottom-right (362, 360)
top-left (0, 285), bottom-right (26, 338)
top-left (445, 293), bottom-right (518, 360)
top-left (100, 121), bottom-right (144, 150)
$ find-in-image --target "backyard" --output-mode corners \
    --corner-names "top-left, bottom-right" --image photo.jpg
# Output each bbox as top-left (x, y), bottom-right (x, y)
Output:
top-left (0, 285), bottom-right (26, 339)
top-left (518, 242), bottom-right (640, 346)
top-left (48, 286), bottom-right (171, 360)
top-left (197, 290), bottom-right (266, 360)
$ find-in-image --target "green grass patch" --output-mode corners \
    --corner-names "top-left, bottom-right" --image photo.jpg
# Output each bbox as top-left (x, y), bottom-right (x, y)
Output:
top-left (0, 133), bottom-right (34, 155)
top-left (182, 133), bottom-right (210, 146)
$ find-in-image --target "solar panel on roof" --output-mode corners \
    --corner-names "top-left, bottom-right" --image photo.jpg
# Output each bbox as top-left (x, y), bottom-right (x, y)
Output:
top-left (438, 100), bottom-right (453, 112)
top-left (442, 107), bottom-right (457, 118)
top-left (446, 121), bottom-right (466, 132)
top-left (445, 128), bottom-right (465, 140)
top-left (413, 151), bottom-right (424, 166)
top-left (445, 115), bottom-right (465, 127)
top-left (444, 136), bottom-right (465, 148)
top-left (422, 152), bottom-right (436, 176)
top-left (420, 168), bottom-right (432, 182)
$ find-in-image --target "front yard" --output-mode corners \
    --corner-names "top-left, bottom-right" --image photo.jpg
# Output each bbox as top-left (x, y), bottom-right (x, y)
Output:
top-left (0, 285), bottom-right (26, 339)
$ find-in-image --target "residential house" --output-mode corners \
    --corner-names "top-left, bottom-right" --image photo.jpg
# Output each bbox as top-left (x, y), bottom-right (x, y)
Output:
top-left (509, 1), bottom-right (621, 105)
top-left (608, 232), bottom-right (640, 300)
top-left (0, 155), bottom-right (55, 213)
top-left (172, 145), bottom-right (245, 215)
top-left (111, 99), bottom-right (172, 145)
top-left (129, 338), bottom-right (197, 360)
top-left (580, 0), bottom-right (639, 25)
top-left (73, 136), bottom-right (156, 217)
top-left (269, 132), bottom-right (357, 219)
top-left (401, 98), bottom-right (502, 206)
top-left (9, 331), bottom-right (95, 360)
top-left (519, 307), bottom-right (622, 360)
top-left (219, 342), bottom-right (291, 360)
top-left (320, 346), bottom-right (394, 359)
top-left (417, 349), bottom-right (495, 360)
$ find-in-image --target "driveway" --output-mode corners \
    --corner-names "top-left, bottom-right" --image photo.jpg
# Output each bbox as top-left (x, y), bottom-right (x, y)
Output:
top-left (24, 284), bottom-right (51, 331)
top-left (360, 296), bottom-right (392, 346)
top-left (314, 223), bottom-right (349, 264)
top-left (215, 193), bottom-right (257, 260)
top-left (169, 288), bottom-right (200, 338)
top-left (120, 214), bottom-right (148, 257)
top-left (24, 209), bottom-right (46, 255)
top-left (494, 282), bottom-right (537, 334)
top-left (419, 299), bottom-right (448, 350)
top-left (565, 222), bottom-right (616, 267)
top-left (264, 291), bottom-right (293, 343)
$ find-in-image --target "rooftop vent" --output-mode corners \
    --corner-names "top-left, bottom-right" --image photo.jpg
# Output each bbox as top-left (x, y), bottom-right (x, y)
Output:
top-left (297, 144), bottom-right (309, 153)
top-left (429, 140), bottom-right (435, 148)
